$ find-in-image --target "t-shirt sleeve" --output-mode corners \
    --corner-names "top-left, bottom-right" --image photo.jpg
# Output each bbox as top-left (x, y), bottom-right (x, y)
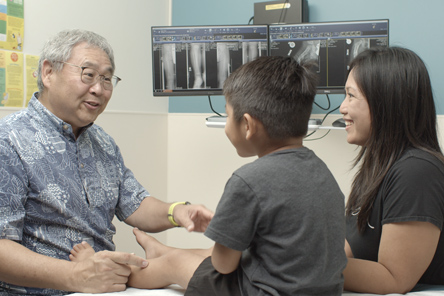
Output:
top-left (204, 173), bottom-right (260, 251)
top-left (381, 155), bottom-right (444, 230)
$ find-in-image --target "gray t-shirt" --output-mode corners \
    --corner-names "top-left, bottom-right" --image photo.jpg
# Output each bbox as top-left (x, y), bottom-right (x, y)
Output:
top-left (205, 147), bottom-right (347, 296)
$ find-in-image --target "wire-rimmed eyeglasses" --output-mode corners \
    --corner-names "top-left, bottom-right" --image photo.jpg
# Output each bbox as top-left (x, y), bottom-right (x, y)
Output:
top-left (56, 61), bottom-right (121, 90)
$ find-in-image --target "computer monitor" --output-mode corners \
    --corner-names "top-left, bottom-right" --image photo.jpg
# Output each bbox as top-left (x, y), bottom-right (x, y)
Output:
top-left (269, 19), bottom-right (389, 94)
top-left (152, 25), bottom-right (269, 96)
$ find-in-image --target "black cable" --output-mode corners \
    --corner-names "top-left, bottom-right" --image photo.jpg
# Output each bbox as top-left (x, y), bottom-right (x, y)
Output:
top-left (305, 102), bottom-right (341, 140)
top-left (248, 16), bottom-right (254, 25)
top-left (305, 129), bottom-right (317, 138)
top-left (278, 0), bottom-right (290, 24)
top-left (314, 94), bottom-right (331, 111)
top-left (208, 95), bottom-right (223, 116)
top-left (304, 130), bottom-right (331, 141)
top-left (320, 103), bottom-right (341, 124)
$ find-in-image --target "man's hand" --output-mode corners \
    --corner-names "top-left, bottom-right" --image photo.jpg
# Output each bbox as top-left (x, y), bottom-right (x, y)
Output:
top-left (174, 204), bottom-right (214, 232)
top-left (70, 250), bottom-right (148, 293)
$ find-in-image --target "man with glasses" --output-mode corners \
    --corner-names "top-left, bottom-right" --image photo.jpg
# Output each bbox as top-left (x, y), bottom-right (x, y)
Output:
top-left (0, 29), bottom-right (213, 295)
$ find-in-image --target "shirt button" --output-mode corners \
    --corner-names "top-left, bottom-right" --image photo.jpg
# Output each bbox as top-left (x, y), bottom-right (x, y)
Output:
top-left (80, 163), bottom-right (84, 168)
top-left (63, 125), bottom-right (69, 130)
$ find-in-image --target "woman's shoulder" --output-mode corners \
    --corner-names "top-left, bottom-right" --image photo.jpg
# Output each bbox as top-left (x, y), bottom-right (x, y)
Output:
top-left (397, 148), bottom-right (444, 172)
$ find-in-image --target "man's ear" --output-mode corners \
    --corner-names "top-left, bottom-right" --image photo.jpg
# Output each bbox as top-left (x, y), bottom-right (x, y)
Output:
top-left (41, 60), bottom-right (54, 88)
top-left (243, 113), bottom-right (259, 140)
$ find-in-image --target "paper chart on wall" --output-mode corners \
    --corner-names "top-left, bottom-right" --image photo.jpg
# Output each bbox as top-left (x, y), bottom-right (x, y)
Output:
top-left (25, 54), bottom-right (38, 105)
top-left (0, 0), bottom-right (24, 51)
top-left (0, 49), bottom-right (23, 107)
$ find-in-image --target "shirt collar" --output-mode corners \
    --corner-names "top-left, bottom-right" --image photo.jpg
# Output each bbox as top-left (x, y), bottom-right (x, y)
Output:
top-left (28, 92), bottom-right (94, 139)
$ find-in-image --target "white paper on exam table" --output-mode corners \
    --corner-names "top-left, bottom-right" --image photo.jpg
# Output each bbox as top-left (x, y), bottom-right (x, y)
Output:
top-left (69, 285), bottom-right (184, 296)
top-left (70, 284), bottom-right (444, 296)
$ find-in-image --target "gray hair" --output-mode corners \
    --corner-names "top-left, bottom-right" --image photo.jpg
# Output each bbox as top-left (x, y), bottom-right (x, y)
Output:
top-left (37, 29), bottom-right (115, 92)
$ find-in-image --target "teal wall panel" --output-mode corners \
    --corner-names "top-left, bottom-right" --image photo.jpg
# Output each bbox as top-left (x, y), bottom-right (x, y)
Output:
top-left (169, 0), bottom-right (444, 114)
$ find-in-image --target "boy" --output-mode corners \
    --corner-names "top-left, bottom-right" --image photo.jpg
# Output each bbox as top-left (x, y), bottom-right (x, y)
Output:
top-left (70, 56), bottom-right (347, 295)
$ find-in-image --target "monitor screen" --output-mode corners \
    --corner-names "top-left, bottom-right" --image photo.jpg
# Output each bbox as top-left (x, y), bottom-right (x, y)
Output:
top-left (269, 19), bottom-right (389, 94)
top-left (152, 25), bottom-right (269, 96)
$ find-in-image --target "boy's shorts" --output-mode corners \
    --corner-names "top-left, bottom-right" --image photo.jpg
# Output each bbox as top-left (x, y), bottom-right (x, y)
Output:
top-left (184, 256), bottom-right (242, 296)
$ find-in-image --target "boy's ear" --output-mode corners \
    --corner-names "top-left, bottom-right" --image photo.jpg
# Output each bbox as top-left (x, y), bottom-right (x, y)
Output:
top-left (243, 113), bottom-right (259, 140)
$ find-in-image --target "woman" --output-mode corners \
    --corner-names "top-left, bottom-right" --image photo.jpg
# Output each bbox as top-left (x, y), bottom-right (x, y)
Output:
top-left (340, 47), bottom-right (444, 294)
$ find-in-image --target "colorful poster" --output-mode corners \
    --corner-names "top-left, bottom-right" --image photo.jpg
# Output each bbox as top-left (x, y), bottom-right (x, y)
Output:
top-left (0, 51), bottom-right (5, 104)
top-left (0, 1), bottom-right (6, 42)
top-left (25, 54), bottom-right (38, 105)
top-left (0, 49), bottom-right (24, 107)
top-left (0, 0), bottom-right (24, 51)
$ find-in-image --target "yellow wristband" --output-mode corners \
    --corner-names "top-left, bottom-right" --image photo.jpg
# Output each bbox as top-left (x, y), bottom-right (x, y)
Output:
top-left (168, 201), bottom-right (190, 227)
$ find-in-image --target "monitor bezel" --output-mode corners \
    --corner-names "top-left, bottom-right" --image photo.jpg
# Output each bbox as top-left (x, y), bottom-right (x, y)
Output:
top-left (151, 19), bottom-right (389, 97)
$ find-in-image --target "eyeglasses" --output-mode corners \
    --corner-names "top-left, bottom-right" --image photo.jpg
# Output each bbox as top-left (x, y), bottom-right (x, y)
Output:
top-left (56, 61), bottom-right (121, 90)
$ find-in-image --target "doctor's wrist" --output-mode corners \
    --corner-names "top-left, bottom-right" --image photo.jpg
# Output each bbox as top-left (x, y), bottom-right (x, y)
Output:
top-left (168, 201), bottom-right (191, 227)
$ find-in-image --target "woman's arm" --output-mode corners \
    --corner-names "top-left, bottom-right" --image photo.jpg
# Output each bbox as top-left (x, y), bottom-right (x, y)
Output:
top-left (344, 221), bottom-right (440, 294)
top-left (211, 242), bottom-right (242, 274)
top-left (345, 239), bottom-right (354, 258)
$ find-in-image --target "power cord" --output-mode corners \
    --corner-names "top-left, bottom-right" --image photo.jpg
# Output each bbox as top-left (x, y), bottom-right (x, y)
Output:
top-left (208, 95), bottom-right (223, 117)
top-left (277, 0), bottom-right (290, 24)
top-left (305, 94), bottom-right (341, 140)
top-left (305, 130), bottom-right (331, 141)
top-left (314, 93), bottom-right (331, 110)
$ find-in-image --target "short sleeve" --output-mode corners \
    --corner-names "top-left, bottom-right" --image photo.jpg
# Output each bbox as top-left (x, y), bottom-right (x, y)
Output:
top-left (112, 143), bottom-right (149, 221)
top-left (381, 155), bottom-right (444, 230)
top-left (0, 138), bottom-right (28, 241)
top-left (205, 173), bottom-right (260, 251)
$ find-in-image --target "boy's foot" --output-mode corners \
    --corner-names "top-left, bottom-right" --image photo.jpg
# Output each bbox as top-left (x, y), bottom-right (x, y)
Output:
top-left (69, 241), bottom-right (95, 262)
top-left (133, 228), bottom-right (176, 259)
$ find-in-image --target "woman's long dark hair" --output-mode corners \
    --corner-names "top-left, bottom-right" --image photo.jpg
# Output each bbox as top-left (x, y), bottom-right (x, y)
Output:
top-left (345, 47), bottom-right (444, 232)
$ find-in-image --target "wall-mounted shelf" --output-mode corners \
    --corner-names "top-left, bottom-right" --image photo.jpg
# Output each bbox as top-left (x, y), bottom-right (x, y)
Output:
top-left (205, 116), bottom-right (346, 130)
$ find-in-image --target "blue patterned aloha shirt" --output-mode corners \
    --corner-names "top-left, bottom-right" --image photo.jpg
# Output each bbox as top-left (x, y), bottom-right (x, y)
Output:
top-left (0, 93), bottom-right (149, 295)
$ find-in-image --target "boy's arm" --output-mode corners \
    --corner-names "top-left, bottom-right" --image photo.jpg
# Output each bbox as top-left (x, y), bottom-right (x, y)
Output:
top-left (211, 242), bottom-right (242, 274)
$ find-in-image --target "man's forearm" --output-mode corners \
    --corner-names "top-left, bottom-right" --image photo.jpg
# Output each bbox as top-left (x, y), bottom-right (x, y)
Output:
top-left (125, 196), bottom-right (214, 233)
top-left (0, 239), bottom-right (75, 292)
top-left (125, 196), bottom-right (172, 232)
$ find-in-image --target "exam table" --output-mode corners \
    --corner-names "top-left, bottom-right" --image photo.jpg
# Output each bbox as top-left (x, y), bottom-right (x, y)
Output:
top-left (70, 284), bottom-right (444, 296)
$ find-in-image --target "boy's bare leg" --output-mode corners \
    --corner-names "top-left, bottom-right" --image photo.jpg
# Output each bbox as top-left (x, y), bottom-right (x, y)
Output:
top-left (128, 249), bottom-right (206, 289)
top-left (129, 229), bottom-right (211, 289)
top-left (133, 228), bottom-right (176, 259)
top-left (69, 230), bottom-right (214, 289)
top-left (133, 228), bottom-right (213, 259)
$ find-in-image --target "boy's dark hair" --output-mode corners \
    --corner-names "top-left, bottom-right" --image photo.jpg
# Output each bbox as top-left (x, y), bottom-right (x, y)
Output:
top-left (223, 56), bottom-right (317, 139)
